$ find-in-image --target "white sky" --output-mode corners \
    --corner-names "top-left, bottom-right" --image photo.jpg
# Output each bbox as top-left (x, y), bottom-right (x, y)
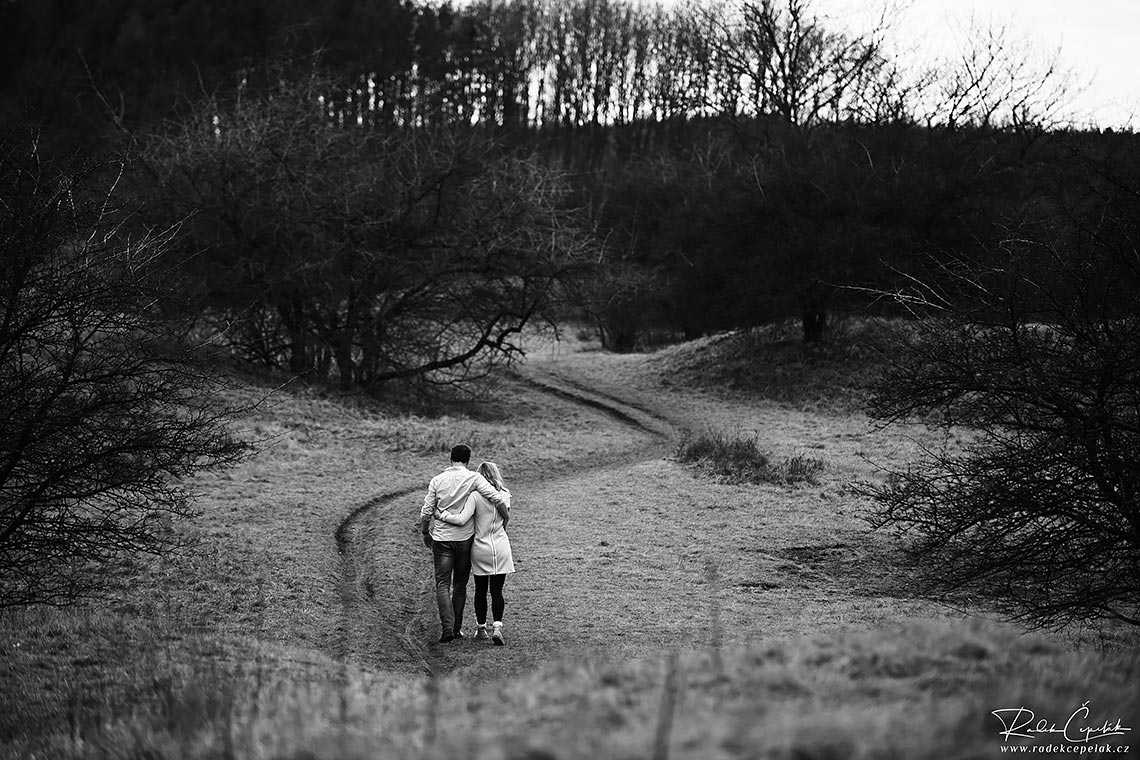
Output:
top-left (808, 0), bottom-right (1140, 129)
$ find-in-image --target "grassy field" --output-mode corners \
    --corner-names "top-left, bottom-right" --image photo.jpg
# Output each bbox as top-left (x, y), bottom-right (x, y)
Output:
top-left (1, 323), bottom-right (1136, 759)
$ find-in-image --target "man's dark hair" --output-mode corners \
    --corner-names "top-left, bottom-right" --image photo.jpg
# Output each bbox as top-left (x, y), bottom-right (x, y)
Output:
top-left (450, 444), bottom-right (472, 464)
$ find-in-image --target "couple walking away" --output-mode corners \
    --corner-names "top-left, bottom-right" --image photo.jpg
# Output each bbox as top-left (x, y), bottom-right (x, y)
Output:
top-left (420, 444), bottom-right (515, 645)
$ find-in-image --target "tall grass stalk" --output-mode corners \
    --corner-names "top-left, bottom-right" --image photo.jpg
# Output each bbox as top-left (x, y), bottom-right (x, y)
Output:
top-left (652, 652), bottom-right (683, 760)
top-left (704, 558), bottom-right (724, 681)
top-left (424, 673), bottom-right (440, 747)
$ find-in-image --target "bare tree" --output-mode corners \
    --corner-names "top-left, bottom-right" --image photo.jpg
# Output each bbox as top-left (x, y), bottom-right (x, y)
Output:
top-left (916, 16), bottom-right (1074, 133)
top-left (0, 138), bottom-right (248, 609)
top-left (696, 0), bottom-right (895, 127)
top-left (140, 68), bottom-right (595, 397)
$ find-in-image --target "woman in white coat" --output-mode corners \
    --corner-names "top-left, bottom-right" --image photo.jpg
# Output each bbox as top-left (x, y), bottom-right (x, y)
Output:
top-left (433, 461), bottom-right (514, 644)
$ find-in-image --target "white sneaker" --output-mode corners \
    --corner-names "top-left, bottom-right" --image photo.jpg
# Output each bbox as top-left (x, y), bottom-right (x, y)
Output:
top-left (491, 623), bottom-right (505, 646)
top-left (475, 624), bottom-right (489, 640)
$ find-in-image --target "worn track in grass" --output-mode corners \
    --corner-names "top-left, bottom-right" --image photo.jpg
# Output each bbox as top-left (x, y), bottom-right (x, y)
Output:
top-left (331, 365), bottom-right (678, 677)
top-left (333, 487), bottom-right (429, 674)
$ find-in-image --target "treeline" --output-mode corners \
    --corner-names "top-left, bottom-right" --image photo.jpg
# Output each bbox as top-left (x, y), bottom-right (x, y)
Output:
top-left (2, 0), bottom-right (902, 137)
top-left (2, 0), bottom-right (1135, 378)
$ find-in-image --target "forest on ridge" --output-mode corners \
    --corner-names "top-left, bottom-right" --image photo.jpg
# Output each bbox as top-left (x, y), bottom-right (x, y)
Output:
top-left (4, 0), bottom-right (1136, 375)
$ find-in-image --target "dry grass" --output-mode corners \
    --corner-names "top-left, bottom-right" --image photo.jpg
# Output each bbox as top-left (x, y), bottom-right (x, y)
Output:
top-left (439, 617), bottom-right (1137, 760)
top-left (1, 321), bottom-right (1137, 759)
top-left (4, 611), bottom-right (1133, 759)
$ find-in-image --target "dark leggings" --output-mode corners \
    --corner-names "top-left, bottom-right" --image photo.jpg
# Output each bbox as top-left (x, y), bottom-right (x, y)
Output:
top-left (473, 574), bottom-right (506, 623)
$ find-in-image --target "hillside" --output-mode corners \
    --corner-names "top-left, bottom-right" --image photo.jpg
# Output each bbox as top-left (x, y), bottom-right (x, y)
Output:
top-left (0, 325), bottom-right (1136, 759)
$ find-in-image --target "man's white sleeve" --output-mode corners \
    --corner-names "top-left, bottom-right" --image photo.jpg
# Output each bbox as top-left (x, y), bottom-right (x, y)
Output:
top-left (472, 474), bottom-right (504, 505)
top-left (421, 478), bottom-right (438, 519)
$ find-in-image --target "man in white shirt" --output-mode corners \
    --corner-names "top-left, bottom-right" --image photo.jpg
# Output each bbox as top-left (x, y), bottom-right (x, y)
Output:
top-left (420, 443), bottom-right (506, 643)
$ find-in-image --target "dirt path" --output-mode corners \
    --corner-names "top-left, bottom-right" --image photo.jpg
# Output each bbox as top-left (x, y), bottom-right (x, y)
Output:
top-left (332, 363), bottom-right (678, 679)
top-left (332, 347), bottom-right (956, 684)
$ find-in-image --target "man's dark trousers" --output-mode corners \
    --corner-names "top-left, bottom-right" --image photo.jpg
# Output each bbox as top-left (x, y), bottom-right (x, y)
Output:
top-left (432, 537), bottom-right (473, 636)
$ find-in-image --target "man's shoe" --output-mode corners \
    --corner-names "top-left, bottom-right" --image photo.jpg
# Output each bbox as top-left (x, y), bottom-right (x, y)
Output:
top-left (475, 625), bottom-right (489, 640)
top-left (439, 632), bottom-right (455, 644)
top-left (491, 624), bottom-right (505, 646)
top-left (453, 630), bottom-right (465, 640)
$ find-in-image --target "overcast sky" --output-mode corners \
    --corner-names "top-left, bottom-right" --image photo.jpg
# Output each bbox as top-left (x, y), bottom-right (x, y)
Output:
top-left (809, 0), bottom-right (1140, 129)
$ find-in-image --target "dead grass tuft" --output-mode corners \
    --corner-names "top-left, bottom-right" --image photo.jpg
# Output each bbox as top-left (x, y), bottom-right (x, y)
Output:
top-left (675, 428), bottom-right (825, 486)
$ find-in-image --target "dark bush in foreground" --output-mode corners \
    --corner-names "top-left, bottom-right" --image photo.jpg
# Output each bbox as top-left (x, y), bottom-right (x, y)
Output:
top-left (675, 430), bottom-right (824, 486)
top-left (0, 139), bottom-right (248, 609)
top-left (861, 165), bottom-right (1140, 628)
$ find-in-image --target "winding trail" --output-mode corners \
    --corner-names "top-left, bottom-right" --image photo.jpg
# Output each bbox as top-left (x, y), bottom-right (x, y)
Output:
top-left (327, 351), bottom-right (970, 692)
top-left (331, 364), bottom-right (678, 677)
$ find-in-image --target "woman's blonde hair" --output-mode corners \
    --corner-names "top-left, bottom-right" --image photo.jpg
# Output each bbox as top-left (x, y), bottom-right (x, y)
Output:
top-left (478, 461), bottom-right (504, 490)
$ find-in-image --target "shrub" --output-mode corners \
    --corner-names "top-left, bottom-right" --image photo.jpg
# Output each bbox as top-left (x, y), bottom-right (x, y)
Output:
top-left (861, 155), bottom-right (1140, 628)
top-left (675, 430), bottom-right (824, 486)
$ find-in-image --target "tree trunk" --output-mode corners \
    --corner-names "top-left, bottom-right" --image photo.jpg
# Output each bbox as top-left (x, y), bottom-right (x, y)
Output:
top-left (801, 308), bottom-right (827, 343)
top-left (333, 341), bottom-right (356, 389)
top-left (277, 296), bottom-right (312, 375)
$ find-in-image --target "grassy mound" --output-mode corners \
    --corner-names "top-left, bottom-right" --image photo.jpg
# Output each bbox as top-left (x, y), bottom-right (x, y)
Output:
top-left (646, 317), bottom-right (902, 412)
